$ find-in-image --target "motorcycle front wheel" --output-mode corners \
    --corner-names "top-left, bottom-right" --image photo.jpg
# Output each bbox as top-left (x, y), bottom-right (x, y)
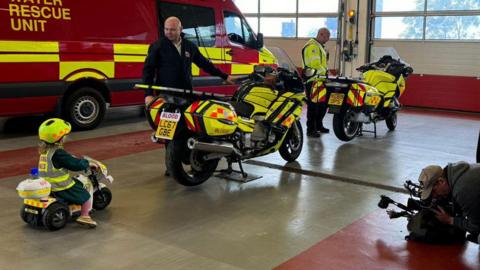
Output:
top-left (333, 108), bottom-right (361, 142)
top-left (385, 112), bottom-right (397, 131)
top-left (166, 135), bottom-right (219, 186)
top-left (279, 120), bottom-right (304, 162)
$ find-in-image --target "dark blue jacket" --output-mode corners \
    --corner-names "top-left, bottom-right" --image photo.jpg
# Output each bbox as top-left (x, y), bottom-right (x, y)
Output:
top-left (142, 36), bottom-right (228, 96)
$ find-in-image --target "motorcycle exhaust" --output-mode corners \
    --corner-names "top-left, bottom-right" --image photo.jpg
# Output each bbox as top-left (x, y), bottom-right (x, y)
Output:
top-left (187, 138), bottom-right (241, 156)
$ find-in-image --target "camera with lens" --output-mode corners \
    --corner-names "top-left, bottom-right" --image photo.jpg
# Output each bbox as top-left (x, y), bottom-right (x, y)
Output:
top-left (378, 180), bottom-right (465, 244)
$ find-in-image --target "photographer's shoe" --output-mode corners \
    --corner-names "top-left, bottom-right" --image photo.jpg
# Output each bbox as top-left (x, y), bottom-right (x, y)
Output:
top-left (76, 216), bottom-right (97, 228)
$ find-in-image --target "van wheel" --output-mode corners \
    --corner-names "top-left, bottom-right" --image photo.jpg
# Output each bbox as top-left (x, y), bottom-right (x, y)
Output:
top-left (63, 87), bottom-right (106, 130)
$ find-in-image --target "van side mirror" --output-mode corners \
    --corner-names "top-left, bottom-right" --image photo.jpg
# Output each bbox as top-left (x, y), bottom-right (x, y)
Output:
top-left (255, 33), bottom-right (264, 49)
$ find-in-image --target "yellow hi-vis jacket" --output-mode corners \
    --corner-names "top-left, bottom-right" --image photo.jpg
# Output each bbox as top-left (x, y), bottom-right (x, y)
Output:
top-left (302, 38), bottom-right (328, 77)
top-left (38, 147), bottom-right (74, 192)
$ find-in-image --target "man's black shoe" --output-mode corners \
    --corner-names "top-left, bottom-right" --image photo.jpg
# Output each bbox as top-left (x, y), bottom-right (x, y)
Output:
top-left (307, 131), bottom-right (321, 138)
top-left (319, 127), bottom-right (330, 133)
top-left (165, 170), bottom-right (170, 177)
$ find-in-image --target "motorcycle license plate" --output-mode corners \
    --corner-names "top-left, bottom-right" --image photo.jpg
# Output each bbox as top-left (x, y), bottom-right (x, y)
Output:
top-left (155, 112), bottom-right (181, 140)
top-left (328, 93), bottom-right (345, 106)
top-left (24, 207), bottom-right (38, 215)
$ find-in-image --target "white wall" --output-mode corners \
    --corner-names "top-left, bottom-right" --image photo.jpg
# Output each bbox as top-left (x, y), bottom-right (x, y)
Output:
top-left (265, 0), bottom-right (480, 78)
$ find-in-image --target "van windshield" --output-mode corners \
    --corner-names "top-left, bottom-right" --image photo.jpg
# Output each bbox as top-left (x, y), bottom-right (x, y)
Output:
top-left (158, 2), bottom-right (216, 47)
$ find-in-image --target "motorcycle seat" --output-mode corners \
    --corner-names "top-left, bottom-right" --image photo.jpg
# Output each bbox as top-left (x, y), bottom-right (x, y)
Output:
top-left (230, 101), bottom-right (254, 118)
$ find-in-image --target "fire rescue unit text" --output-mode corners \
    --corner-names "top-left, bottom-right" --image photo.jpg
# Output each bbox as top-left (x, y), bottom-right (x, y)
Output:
top-left (9, 0), bottom-right (71, 32)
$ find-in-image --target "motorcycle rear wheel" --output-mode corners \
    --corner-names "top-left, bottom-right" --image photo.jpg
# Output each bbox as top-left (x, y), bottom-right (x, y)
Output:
top-left (279, 120), bottom-right (303, 162)
top-left (166, 135), bottom-right (219, 186)
top-left (333, 108), bottom-right (361, 141)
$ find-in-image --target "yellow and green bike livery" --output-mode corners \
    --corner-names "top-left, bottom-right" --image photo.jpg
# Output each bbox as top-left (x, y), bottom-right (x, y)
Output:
top-left (138, 66), bottom-right (306, 186)
top-left (307, 55), bottom-right (413, 141)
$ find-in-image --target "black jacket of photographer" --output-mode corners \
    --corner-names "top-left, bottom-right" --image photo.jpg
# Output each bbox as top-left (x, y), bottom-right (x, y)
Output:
top-left (142, 34), bottom-right (228, 96)
top-left (446, 162), bottom-right (480, 234)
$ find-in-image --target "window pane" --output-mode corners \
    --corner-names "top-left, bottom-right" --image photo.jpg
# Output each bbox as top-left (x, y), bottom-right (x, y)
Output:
top-left (233, 0), bottom-right (258, 13)
top-left (260, 18), bottom-right (296, 37)
top-left (427, 0), bottom-right (480, 11)
top-left (374, 17), bottom-right (423, 39)
top-left (245, 17), bottom-right (258, 34)
top-left (260, 0), bottom-right (296, 13)
top-left (299, 0), bottom-right (339, 13)
top-left (159, 2), bottom-right (216, 46)
top-left (298, 17), bottom-right (338, 38)
top-left (225, 12), bottom-right (248, 44)
top-left (426, 16), bottom-right (480, 39)
top-left (375, 0), bottom-right (425, 12)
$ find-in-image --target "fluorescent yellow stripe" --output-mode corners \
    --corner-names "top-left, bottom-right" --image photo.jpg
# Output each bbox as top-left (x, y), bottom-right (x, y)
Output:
top-left (114, 55), bottom-right (146, 62)
top-left (0, 41), bottom-right (59, 53)
top-left (198, 47), bottom-right (228, 61)
top-left (192, 63), bottom-right (200, 76)
top-left (0, 54), bottom-right (59, 62)
top-left (231, 64), bottom-right (253, 75)
top-left (113, 44), bottom-right (149, 55)
top-left (60, 62), bottom-right (114, 80)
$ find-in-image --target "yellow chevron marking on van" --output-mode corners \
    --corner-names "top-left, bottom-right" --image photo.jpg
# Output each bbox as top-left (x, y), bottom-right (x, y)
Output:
top-left (60, 62), bottom-right (115, 80)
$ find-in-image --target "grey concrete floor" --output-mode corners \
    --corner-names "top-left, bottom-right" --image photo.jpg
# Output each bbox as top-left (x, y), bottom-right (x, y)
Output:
top-left (0, 107), bottom-right (478, 270)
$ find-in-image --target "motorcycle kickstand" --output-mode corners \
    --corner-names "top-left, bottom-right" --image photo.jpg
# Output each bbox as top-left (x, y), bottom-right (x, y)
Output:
top-left (237, 160), bottom-right (248, 179)
top-left (222, 158), bottom-right (248, 179)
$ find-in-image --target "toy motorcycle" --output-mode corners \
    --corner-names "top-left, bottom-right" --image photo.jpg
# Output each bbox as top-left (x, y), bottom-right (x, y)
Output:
top-left (306, 55), bottom-right (413, 141)
top-left (137, 66), bottom-right (305, 186)
top-left (16, 157), bottom-right (113, 231)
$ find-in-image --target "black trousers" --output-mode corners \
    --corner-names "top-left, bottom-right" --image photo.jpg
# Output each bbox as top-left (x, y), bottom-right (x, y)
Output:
top-left (306, 100), bottom-right (328, 133)
top-left (305, 82), bottom-right (328, 133)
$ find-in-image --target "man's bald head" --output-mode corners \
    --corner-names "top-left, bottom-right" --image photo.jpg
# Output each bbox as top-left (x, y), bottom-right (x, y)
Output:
top-left (316, 28), bottom-right (331, 44)
top-left (164, 16), bottom-right (182, 43)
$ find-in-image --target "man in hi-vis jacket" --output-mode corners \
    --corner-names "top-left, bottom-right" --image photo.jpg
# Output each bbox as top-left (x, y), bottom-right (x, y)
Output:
top-left (302, 27), bottom-right (330, 137)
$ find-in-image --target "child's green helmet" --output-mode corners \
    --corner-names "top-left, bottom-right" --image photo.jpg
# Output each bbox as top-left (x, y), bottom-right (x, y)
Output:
top-left (38, 118), bottom-right (71, 144)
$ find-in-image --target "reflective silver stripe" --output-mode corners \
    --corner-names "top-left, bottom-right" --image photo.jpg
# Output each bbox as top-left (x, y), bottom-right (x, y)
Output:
top-left (38, 147), bottom-right (73, 191)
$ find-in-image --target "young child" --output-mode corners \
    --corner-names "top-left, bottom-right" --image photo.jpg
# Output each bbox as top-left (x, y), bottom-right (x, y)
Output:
top-left (38, 118), bottom-right (98, 227)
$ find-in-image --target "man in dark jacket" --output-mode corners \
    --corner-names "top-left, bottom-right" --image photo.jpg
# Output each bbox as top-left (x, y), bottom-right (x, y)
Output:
top-left (143, 16), bottom-right (235, 104)
top-left (419, 162), bottom-right (480, 240)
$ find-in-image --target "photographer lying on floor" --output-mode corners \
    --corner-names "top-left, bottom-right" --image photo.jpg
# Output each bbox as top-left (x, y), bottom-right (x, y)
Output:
top-left (419, 162), bottom-right (480, 243)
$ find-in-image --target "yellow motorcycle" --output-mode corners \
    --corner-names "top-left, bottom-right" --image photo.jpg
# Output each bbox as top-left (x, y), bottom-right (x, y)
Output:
top-left (136, 66), bottom-right (305, 186)
top-left (307, 55), bottom-right (413, 141)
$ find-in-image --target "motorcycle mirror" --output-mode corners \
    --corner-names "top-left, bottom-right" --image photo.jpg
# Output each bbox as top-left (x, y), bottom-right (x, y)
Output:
top-left (303, 68), bottom-right (316, 78)
top-left (254, 65), bottom-right (266, 74)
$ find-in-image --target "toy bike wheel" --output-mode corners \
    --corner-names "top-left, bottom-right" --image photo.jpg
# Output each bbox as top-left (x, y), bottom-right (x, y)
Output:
top-left (42, 203), bottom-right (69, 231)
top-left (93, 187), bottom-right (112, 210)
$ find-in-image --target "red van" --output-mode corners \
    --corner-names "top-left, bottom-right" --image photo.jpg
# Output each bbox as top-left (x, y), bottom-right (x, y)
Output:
top-left (0, 0), bottom-right (276, 129)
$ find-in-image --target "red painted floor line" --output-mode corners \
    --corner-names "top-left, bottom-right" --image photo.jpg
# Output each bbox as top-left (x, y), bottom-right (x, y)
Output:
top-left (0, 130), bottom-right (162, 179)
top-left (274, 209), bottom-right (479, 270)
top-left (402, 107), bottom-right (480, 121)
